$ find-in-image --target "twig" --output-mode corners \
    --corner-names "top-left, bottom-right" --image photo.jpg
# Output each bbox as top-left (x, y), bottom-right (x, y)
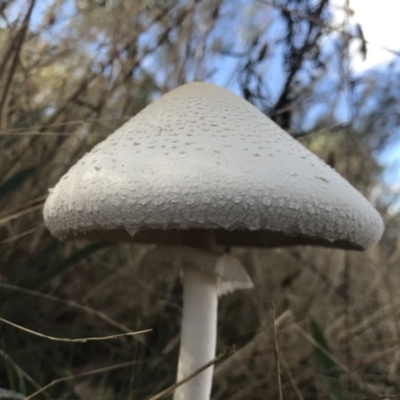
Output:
top-left (0, 282), bottom-right (133, 333)
top-left (0, 203), bottom-right (44, 226)
top-left (271, 301), bottom-right (283, 400)
top-left (0, 317), bottom-right (151, 342)
top-left (24, 360), bottom-right (136, 400)
top-left (1, 227), bottom-right (38, 244)
top-left (260, 0), bottom-right (400, 57)
top-left (0, 195), bottom-right (46, 219)
top-left (0, 116), bottom-right (130, 135)
top-left (280, 352), bottom-right (305, 400)
top-left (149, 346), bottom-right (236, 400)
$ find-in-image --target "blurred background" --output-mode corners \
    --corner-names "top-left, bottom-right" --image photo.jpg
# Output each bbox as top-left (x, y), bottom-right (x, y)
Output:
top-left (0, 0), bottom-right (399, 399)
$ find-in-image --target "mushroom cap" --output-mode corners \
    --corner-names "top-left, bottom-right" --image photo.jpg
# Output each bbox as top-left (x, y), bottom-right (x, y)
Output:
top-left (44, 82), bottom-right (384, 250)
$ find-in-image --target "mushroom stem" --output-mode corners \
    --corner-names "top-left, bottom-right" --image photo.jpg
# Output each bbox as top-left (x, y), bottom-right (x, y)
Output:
top-left (174, 265), bottom-right (218, 400)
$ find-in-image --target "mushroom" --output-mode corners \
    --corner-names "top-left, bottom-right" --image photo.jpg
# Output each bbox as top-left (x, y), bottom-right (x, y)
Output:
top-left (43, 82), bottom-right (384, 400)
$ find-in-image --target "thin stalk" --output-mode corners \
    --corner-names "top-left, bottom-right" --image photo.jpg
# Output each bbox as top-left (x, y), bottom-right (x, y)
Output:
top-left (173, 266), bottom-right (218, 400)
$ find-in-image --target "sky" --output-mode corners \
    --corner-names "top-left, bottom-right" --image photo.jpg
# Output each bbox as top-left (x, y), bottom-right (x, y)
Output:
top-left (332, 0), bottom-right (400, 194)
top-left (332, 0), bottom-right (400, 72)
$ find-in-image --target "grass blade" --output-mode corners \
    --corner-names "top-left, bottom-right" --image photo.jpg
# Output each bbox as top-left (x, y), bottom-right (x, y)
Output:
top-left (309, 316), bottom-right (347, 400)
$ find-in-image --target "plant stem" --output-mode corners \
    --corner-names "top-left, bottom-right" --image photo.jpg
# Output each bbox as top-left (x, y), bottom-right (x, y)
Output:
top-left (173, 265), bottom-right (218, 400)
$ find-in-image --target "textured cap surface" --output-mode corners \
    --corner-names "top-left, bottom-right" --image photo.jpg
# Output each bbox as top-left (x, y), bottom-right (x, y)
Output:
top-left (44, 82), bottom-right (384, 250)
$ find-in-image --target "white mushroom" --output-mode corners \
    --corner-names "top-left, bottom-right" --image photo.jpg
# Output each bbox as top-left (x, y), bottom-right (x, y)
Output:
top-left (141, 243), bottom-right (252, 399)
top-left (43, 82), bottom-right (384, 400)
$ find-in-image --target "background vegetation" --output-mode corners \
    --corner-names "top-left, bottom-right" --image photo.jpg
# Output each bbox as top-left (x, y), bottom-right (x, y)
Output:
top-left (0, 0), bottom-right (399, 399)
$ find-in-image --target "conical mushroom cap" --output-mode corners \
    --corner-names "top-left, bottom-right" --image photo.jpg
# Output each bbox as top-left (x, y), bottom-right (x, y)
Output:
top-left (44, 82), bottom-right (384, 250)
